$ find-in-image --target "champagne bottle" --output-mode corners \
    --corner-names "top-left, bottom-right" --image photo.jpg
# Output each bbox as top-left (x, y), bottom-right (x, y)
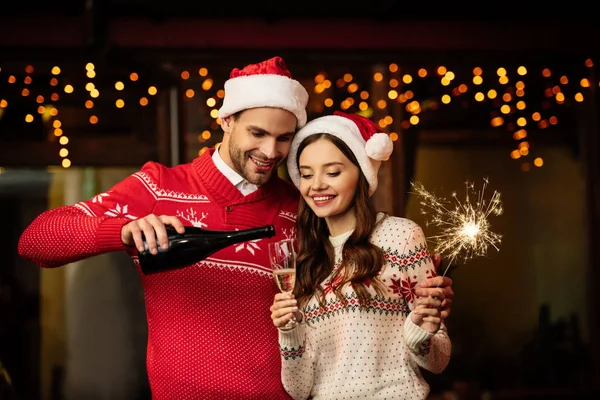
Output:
top-left (138, 225), bottom-right (275, 274)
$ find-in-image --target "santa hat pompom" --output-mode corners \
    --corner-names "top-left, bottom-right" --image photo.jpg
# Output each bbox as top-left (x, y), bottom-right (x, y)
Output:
top-left (365, 133), bottom-right (394, 161)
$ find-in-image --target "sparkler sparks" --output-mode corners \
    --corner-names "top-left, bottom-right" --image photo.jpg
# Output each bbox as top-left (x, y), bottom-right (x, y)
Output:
top-left (410, 178), bottom-right (503, 277)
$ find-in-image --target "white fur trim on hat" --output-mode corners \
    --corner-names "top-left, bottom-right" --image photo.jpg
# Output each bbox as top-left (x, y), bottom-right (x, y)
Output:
top-left (287, 115), bottom-right (392, 196)
top-left (217, 74), bottom-right (309, 128)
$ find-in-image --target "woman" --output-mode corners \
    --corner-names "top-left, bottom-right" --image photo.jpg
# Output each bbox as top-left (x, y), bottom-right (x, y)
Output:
top-left (270, 111), bottom-right (451, 399)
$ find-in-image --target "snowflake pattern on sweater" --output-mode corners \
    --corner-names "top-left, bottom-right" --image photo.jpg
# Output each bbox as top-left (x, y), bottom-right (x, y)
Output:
top-left (278, 215), bottom-right (451, 400)
top-left (19, 149), bottom-right (299, 400)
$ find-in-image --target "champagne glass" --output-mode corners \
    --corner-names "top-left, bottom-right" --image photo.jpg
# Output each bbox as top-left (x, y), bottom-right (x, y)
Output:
top-left (269, 239), bottom-right (298, 330)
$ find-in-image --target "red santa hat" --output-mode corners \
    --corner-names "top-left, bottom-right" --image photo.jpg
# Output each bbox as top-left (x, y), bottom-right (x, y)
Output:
top-left (217, 56), bottom-right (309, 128)
top-left (286, 111), bottom-right (394, 196)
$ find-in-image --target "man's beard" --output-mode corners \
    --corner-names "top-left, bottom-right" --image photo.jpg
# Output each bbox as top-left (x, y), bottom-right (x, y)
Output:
top-left (229, 146), bottom-right (277, 186)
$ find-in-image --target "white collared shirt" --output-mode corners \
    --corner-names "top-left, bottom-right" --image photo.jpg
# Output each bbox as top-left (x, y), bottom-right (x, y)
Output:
top-left (212, 145), bottom-right (259, 196)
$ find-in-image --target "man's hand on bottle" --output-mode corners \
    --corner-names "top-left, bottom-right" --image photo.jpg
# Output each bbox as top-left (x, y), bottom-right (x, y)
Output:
top-left (121, 214), bottom-right (185, 255)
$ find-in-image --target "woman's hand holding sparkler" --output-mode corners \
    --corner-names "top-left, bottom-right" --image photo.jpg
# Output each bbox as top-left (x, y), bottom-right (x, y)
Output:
top-left (415, 253), bottom-right (455, 321)
top-left (416, 279), bottom-right (454, 321)
top-left (411, 287), bottom-right (445, 334)
top-left (409, 252), bottom-right (454, 333)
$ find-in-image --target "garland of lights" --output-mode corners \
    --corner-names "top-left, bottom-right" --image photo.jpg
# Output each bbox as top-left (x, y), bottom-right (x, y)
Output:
top-left (0, 58), bottom-right (595, 170)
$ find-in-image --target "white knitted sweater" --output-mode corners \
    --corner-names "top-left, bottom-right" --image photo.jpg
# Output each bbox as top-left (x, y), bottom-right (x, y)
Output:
top-left (279, 215), bottom-right (451, 400)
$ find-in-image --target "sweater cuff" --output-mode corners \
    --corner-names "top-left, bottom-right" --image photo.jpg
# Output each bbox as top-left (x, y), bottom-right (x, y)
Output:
top-left (96, 218), bottom-right (131, 252)
top-left (278, 323), bottom-right (306, 349)
top-left (403, 312), bottom-right (434, 350)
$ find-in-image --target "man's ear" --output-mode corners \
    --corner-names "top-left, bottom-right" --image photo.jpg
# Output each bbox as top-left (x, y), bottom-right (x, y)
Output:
top-left (221, 116), bottom-right (233, 133)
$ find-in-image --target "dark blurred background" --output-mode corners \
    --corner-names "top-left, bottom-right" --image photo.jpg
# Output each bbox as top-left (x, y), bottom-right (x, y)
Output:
top-left (1, 1), bottom-right (599, 399)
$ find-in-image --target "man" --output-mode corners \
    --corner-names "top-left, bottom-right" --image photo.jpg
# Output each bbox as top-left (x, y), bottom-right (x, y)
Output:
top-left (18, 56), bottom-right (453, 399)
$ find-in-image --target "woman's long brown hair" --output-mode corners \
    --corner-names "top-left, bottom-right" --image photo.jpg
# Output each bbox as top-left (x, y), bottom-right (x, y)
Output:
top-left (293, 133), bottom-right (385, 310)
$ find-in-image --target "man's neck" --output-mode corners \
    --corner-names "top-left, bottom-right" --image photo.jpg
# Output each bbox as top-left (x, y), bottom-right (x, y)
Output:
top-left (216, 145), bottom-right (237, 174)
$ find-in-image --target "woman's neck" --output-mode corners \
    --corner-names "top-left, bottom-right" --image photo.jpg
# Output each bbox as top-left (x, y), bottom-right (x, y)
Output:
top-left (325, 208), bottom-right (357, 237)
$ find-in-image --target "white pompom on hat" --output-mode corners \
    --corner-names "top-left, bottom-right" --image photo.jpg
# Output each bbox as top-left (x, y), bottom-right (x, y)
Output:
top-left (217, 56), bottom-right (309, 128)
top-left (287, 111), bottom-right (394, 196)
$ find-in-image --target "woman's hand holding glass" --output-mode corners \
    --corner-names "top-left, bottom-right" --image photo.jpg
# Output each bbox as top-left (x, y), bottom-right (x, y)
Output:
top-left (270, 293), bottom-right (300, 330)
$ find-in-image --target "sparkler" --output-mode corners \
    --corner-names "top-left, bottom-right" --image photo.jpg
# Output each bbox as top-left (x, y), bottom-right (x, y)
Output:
top-left (410, 178), bottom-right (503, 277)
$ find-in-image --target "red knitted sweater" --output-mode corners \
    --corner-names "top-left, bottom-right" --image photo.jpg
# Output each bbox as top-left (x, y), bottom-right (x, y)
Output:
top-left (18, 149), bottom-right (299, 399)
